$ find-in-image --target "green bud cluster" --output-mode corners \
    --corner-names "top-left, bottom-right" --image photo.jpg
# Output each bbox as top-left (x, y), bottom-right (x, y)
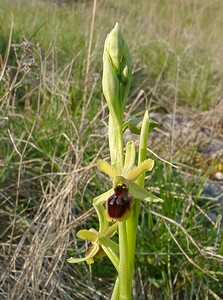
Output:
top-left (102, 23), bottom-right (132, 124)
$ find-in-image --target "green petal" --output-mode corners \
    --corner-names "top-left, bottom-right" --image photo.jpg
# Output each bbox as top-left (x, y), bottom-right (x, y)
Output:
top-left (93, 189), bottom-right (113, 205)
top-left (94, 247), bottom-right (106, 259)
top-left (122, 141), bottom-right (136, 176)
top-left (129, 182), bottom-right (164, 203)
top-left (97, 160), bottom-right (118, 179)
top-left (77, 229), bottom-right (98, 242)
top-left (127, 159), bottom-right (154, 181)
top-left (67, 243), bottom-right (100, 264)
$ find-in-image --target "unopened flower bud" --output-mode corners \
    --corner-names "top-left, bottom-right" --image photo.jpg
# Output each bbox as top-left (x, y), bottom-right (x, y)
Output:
top-left (124, 117), bottom-right (159, 135)
top-left (102, 23), bottom-right (132, 123)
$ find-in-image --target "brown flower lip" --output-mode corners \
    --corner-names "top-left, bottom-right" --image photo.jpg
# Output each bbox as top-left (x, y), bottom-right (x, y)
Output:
top-left (107, 184), bottom-right (133, 220)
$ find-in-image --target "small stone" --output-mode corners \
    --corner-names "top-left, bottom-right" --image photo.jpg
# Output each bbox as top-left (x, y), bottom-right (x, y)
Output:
top-left (214, 172), bottom-right (223, 181)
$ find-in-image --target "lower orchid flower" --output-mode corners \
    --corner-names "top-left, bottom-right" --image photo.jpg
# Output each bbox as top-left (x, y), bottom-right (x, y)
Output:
top-left (67, 205), bottom-right (119, 267)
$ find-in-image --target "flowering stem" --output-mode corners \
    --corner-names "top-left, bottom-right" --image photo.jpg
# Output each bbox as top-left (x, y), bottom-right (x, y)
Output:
top-left (119, 221), bottom-right (130, 300)
top-left (112, 112), bottom-right (150, 299)
top-left (109, 115), bottom-right (131, 299)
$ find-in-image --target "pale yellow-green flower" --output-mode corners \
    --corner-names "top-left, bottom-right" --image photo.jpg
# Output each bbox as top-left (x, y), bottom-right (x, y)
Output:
top-left (68, 222), bottom-right (118, 265)
top-left (68, 204), bottom-right (119, 266)
top-left (94, 141), bottom-right (163, 222)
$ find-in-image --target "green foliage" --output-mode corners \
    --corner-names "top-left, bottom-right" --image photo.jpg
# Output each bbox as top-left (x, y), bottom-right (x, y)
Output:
top-left (135, 161), bottom-right (223, 298)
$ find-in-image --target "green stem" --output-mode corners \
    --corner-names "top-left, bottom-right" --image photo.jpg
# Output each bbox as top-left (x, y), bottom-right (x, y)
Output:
top-left (111, 276), bottom-right (120, 300)
top-left (126, 110), bottom-right (150, 290)
top-left (119, 221), bottom-right (131, 300)
top-left (109, 115), bottom-right (131, 299)
top-left (126, 202), bottom-right (138, 290)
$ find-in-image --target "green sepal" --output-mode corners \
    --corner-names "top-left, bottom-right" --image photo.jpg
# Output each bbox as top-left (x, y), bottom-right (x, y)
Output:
top-left (105, 22), bottom-right (124, 74)
top-left (102, 51), bottom-right (122, 123)
top-left (97, 159), bottom-right (118, 179)
top-left (129, 182), bottom-right (164, 203)
top-left (127, 159), bottom-right (154, 181)
top-left (93, 189), bottom-right (113, 205)
top-left (77, 229), bottom-right (97, 242)
top-left (94, 203), bottom-right (109, 235)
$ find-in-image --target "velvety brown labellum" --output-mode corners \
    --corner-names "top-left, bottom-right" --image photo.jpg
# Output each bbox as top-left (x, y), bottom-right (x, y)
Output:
top-left (107, 184), bottom-right (133, 219)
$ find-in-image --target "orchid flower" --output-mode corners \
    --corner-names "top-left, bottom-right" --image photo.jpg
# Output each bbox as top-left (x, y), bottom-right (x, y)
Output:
top-left (94, 141), bottom-right (163, 222)
top-left (68, 204), bottom-right (119, 268)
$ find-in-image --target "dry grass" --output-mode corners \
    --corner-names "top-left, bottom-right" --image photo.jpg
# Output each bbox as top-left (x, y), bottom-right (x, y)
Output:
top-left (0, 4), bottom-right (107, 297)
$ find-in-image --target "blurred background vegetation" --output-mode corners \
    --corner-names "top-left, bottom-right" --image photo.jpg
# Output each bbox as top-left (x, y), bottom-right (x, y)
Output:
top-left (0, 0), bottom-right (222, 299)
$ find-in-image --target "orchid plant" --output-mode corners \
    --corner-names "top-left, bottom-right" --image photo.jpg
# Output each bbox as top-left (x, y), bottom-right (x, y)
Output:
top-left (68, 23), bottom-right (163, 300)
